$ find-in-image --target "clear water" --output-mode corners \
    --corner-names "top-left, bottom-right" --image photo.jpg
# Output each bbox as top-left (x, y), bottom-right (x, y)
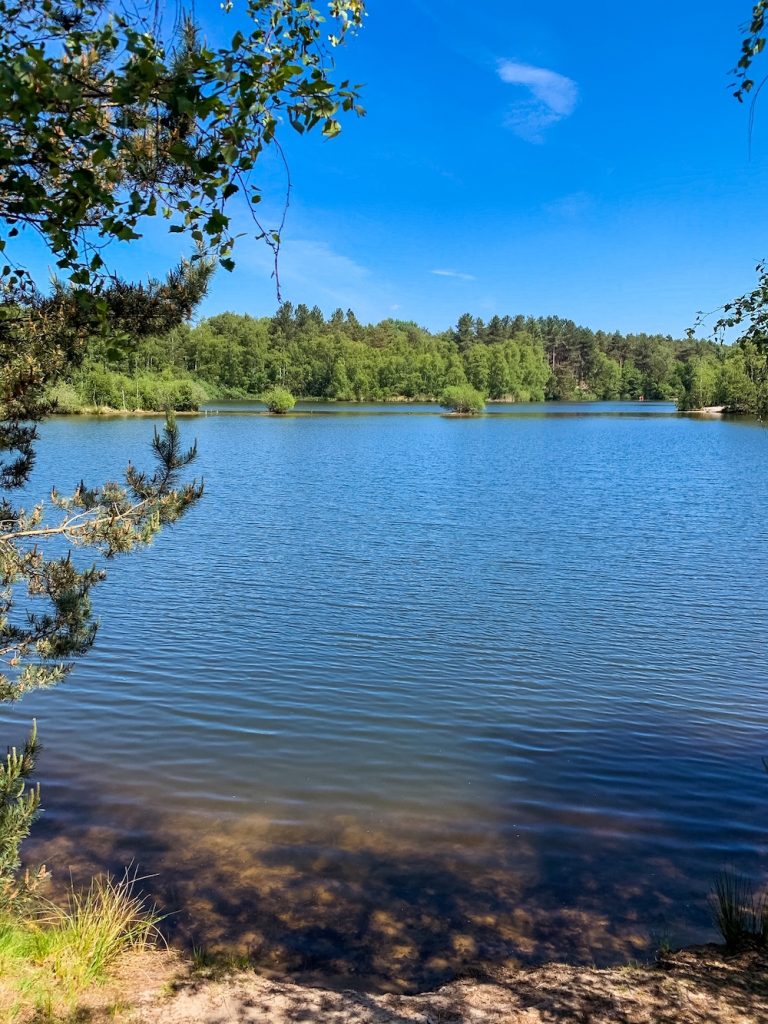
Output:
top-left (2, 402), bottom-right (767, 991)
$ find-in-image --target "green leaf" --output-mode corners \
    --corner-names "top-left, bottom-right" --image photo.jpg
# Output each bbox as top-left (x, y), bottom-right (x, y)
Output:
top-left (322, 118), bottom-right (342, 138)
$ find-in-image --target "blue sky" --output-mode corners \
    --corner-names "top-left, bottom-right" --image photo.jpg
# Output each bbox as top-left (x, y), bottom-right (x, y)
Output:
top-left (19, 1), bottom-right (768, 336)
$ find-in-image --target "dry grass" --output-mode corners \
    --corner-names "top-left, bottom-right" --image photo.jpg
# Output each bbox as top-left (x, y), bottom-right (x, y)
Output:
top-left (0, 870), bottom-right (161, 1022)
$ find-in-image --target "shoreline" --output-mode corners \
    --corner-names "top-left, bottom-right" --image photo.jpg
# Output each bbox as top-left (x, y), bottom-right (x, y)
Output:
top-left (21, 942), bottom-right (765, 1023)
top-left (56, 406), bottom-right (203, 417)
top-left (51, 398), bottom-right (681, 418)
top-left (680, 405), bottom-right (728, 416)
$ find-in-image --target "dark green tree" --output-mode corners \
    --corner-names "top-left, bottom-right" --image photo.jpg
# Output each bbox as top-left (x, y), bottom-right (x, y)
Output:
top-left (453, 313), bottom-right (475, 353)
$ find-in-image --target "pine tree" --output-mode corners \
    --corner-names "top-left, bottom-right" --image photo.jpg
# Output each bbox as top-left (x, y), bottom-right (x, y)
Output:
top-left (0, 722), bottom-right (41, 906)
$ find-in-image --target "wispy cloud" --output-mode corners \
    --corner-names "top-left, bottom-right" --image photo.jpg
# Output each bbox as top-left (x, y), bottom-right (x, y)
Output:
top-left (543, 191), bottom-right (593, 220)
top-left (282, 239), bottom-right (370, 294)
top-left (242, 237), bottom-right (371, 303)
top-left (220, 235), bottom-right (398, 321)
top-left (497, 60), bottom-right (578, 142)
top-left (431, 268), bottom-right (476, 282)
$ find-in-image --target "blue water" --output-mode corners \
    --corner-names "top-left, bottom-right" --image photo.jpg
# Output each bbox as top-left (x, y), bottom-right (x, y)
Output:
top-left (2, 402), bottom-right (767, 990)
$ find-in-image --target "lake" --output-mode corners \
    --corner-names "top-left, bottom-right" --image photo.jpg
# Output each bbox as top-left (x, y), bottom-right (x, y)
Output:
top-left (2, 401), bottom-right (767, 992)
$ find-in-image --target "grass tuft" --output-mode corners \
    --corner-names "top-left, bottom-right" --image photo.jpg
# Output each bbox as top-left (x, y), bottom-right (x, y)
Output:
top-left (0, 869), bottom-right (161, 1021)
top-left (711, 870), bottom-right (768, 949)
top-left (189, 944), bottom-right (253, 980)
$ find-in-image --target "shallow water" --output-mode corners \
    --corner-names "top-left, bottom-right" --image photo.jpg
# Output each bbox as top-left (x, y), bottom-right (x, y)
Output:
top-left (3, 402), bottom-right (768, 991)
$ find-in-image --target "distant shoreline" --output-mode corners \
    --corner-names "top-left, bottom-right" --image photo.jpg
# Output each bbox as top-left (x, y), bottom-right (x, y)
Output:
top-left (52, 398), bottom-right (681, 418)
top-left (50, 399), bottom-right (760, 423)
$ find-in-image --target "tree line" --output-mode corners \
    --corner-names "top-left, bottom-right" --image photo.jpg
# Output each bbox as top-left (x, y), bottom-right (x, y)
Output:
top-left (53, 301), bottom-right (767, 414)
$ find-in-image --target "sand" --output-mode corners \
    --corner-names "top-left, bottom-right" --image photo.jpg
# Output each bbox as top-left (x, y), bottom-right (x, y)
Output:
top-left (34, 944), bottom-right (766, 1024)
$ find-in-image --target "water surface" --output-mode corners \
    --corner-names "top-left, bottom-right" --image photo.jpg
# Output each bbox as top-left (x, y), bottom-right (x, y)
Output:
top-left (3, 403), bottom-right (767, 990)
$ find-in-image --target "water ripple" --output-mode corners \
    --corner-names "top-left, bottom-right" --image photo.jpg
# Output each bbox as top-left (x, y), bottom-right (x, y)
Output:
top-left (2, 406), bottom-right (767, 986)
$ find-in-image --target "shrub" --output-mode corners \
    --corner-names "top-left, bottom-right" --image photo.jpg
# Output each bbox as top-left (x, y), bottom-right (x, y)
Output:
top-left (155, 378), bottom-right (209, 412)
top-left (79, 365), bottom-right (124, 409)
top-left (439, 384), bottom-right (485, 415)
top-left (262, 386), bottom-right (296, 414)
top-left (47, 382), bottom-right (84, 415)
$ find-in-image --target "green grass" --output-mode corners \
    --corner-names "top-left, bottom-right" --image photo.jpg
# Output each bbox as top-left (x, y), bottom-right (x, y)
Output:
top-left (0, 870), bottom-right (161, 1021)
top-left (190, 944), bottom-right (252, 980)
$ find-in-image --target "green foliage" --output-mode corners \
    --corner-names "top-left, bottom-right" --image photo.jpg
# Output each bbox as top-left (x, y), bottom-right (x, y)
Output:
top-left (134, 375), bottom-right (209, 413)
top-left (262, 386), bottom-right (295, 414)
top-left (732, 1), bottom-right (767, 101)
top-left (70, 304), bottom-right (715, 409)
top-left (711, 870), bottom-right (768, 949)
top-left (47, 382), bottom-right (83, 416)
top-left (0, 722), bottom-right (41, 910)
top-left (50, 363), bottom-right (210, 413)
top-left (682, 357), bottom-right (720, 410)
top-left (693, 260), bottom-right (768, 418)
top-left (546, 365), bottom-right (579, 401)
top-left (439, 383), bottom-right (486, 415)
top-left (591, 351), bottom-right (622, 400)
top-left (40, 871), bottom-right (161, 981)
top-left (676, 341), bottom-right (768, 416)
top-left (0, 870), bottom-right (160, 1018)
top-left (0, 0), bottom-right (364, 292)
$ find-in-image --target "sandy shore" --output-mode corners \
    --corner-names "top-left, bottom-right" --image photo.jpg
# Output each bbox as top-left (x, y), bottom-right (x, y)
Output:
top-left (34, 944), bottom-right (766, 1024)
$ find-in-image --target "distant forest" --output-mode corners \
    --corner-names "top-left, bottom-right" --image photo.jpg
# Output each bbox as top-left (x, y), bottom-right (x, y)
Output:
top-left (51, 303), bottom-right (767, 416)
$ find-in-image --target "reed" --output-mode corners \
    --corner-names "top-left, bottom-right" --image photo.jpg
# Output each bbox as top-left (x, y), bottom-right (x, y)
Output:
top-left (711, 870), bottom-right (768, 949)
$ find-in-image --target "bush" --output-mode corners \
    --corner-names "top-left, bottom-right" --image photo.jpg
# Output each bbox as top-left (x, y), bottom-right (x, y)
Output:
top-left (64, 369), bottom-right (209, 412)
top-left (78, 365), bottom-right (124, 409)
top-left (155, 378), bottom-right (208, 412)
top-left (47, 382), bottom-right (84, 415)
top-left (262, 386), bottom-right (296, 414)
top-left (439, 384), bottom-right (485, 415)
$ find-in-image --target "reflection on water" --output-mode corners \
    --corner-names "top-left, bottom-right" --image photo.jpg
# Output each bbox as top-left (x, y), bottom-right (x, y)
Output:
top-left (4, 405), bottom-right (768, 990)
top-left (201, 399), bottom-right (680, 418)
